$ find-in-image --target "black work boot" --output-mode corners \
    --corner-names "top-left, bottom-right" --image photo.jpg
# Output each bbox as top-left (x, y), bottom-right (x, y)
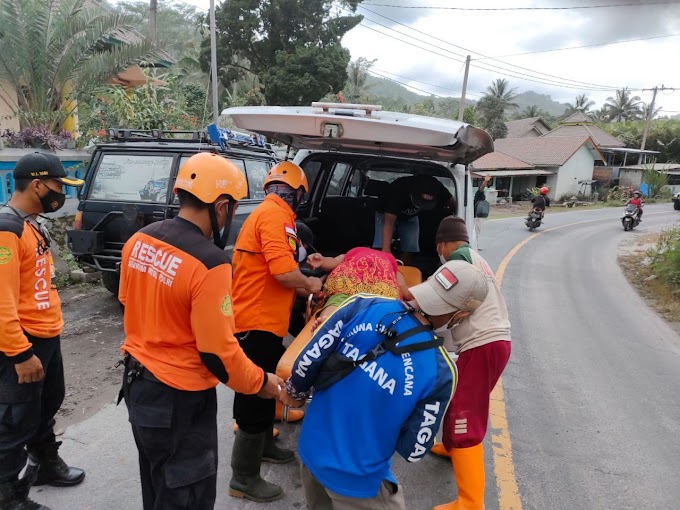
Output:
top-left (262, 425), bottom-right (295, 464)
top-left (229, 429), bottom-right (284, 502)
top-left (27, 441), bottom-right (85, 487)
top-left (0, 477), bottom-right (51, 510)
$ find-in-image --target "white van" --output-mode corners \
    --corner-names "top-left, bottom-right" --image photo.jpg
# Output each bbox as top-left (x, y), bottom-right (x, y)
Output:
top-left (223, 102), bottom-right (493, 277)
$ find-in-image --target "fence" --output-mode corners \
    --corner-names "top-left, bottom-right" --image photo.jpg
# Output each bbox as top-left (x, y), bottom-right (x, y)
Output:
top-left (0, 150), bottom-right (90, 203)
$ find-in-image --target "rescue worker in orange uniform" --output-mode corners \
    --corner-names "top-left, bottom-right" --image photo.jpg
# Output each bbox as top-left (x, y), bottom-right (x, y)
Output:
top-left (229, 161), bottom-right (323, 503)
top-left (0, 153), bottom-right (85, 510)
top-left (118, 153), bottom-right (283, 510)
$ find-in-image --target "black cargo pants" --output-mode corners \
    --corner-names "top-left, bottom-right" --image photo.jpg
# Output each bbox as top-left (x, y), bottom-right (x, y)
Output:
top-left (233, 331), bottom-right (285, 434)
top-left (0, 334), bottom-right (64, 484)
top-left (121, 356), bottom-right (218, 510)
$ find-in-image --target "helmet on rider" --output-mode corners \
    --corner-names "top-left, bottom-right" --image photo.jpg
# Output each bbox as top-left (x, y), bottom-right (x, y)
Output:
top-left (633, 190), bottom-right (642, 197)
top-left (174, 152), bottom-right (247, 249)
top-left (540, 187), bottom-right (549, 195)
top-left (263, 161), bottom-right (309, 212)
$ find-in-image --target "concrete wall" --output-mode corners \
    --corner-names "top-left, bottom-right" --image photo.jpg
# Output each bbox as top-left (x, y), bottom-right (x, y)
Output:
top-left (619, 169), bottom-right (643, 188)
top-left (0, 81), bottom-right (19, 132)
top-left (552, 145), bottom-right (596, 199)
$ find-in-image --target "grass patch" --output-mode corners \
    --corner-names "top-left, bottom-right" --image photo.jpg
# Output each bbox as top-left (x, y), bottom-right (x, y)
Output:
top-left (618, 228), bottom-right (680, 327)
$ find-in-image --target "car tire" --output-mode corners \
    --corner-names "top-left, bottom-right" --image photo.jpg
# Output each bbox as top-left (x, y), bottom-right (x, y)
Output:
top-left (674, 201), bottom-right (680, 211)
top-left (101, 271), bottom-right (120, 295)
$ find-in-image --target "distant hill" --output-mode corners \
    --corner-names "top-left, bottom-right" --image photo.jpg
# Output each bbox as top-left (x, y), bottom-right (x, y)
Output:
top-left (364, 75), bottom-right (569, 117)
top-left (511, 91), bottom-right (569, 117)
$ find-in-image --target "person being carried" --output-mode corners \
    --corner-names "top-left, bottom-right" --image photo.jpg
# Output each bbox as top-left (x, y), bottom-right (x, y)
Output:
top-left (281, 260), bottom-right (489, 510)
top-left (530, 186), bottom-right (551, 219)
top-left (429, 216), bottom-right (512, 510)
top-left (306, 246), bottom-right (415, 326)
top-left (626, 190), bottom-right (644, 221)
top-left (374, 174), bottom-right (456, 265)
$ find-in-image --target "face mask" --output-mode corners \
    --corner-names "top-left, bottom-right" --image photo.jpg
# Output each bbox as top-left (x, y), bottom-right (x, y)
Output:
top-left (38, 185), bottom-right (66, 213)
top-left (297, 244), bottom-right (308, 263)
top-left (437, 244), bottom-right (447, 265)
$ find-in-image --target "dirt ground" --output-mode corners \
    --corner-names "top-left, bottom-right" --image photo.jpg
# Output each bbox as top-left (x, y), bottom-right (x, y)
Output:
top-left (55, 284), bottom-right (125, 433)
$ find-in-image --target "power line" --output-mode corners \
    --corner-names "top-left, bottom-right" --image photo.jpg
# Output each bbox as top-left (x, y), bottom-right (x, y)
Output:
top-left (357, 5), bottom-right (623, 91)
top-left (358, 21), bottom-right (618, 92)
top-left (360, 1), bottom-right (679, 11)
top-left (371, 67), bottom-right (482, 98)
top-left (486, 33), bottom-right (680, 58)
top-left (368, 69), bottom-right (447, 97)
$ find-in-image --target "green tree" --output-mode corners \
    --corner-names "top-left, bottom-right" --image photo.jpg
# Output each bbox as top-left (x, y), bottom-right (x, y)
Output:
top-left (343, 58), bottom-right (376, 103)
top-left (601, 120), bottom-right (680, 163)
top-left (463, 105), bottom-right (476, 125)
top-left (205, 0), bottom-right (363, 105)
top-left (412, 97), bottom-right (436, 116)
top-left (0, 0), bottom-right (157, 131)
top-left (476, 79), bottom-right (518, 139)
top-left (515, 105), bottom-right (544, 119)
top-left (564, 94), bottom-right (595, 115)
top-left (603, 88), bottom-right (643, 122)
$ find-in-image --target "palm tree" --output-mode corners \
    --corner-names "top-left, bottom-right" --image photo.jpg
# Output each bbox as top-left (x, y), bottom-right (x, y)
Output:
top-left (518, 105), bottom-right (544, 119)
top-left (603, 88), bottom-right (643, 122)
top-left (485, 78), bottom-right (518, 110)
top-left (0, 0), bottom-right (158, 131)
top-left (564, 94), bottom-right (596, 115)
top-left (642, 101), bottom-right (662, 121)
top-left (476, 79), bottom-right (517, 138)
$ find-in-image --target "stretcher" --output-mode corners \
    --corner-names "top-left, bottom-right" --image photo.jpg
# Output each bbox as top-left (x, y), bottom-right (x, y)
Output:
top-left (276, 265), bottom-right (423, 421)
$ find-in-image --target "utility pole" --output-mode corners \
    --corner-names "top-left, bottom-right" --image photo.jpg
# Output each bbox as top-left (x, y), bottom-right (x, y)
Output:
top-left (209, 0), bottom-right (220, 125)
top-left (639, 85), bottom-right (678, 164)
top-left (457, 55), bottom-right (471, 122)
top-left (149, 0), bottom-right (157, 44)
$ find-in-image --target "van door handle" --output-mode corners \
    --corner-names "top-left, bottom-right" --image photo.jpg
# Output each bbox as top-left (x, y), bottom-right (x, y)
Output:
top-left (152, 211), bottom-right (165, 219)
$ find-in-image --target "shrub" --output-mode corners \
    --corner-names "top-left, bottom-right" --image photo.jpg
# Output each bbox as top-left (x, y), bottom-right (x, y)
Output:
top-left (642, 162), bottom-right (670, 198)
top-left (650, 227), bottom-right (680, 288)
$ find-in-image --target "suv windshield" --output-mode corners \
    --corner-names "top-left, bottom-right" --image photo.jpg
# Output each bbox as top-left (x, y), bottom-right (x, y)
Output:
top-left (89, 154), bottom-right (174, 203)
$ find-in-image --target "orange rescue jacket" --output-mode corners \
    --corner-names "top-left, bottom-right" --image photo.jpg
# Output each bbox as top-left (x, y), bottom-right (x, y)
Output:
top-left (232, 194), bottom-right (299, 338)
top-left (0, 210), bottom-right (63, 362)
top-left (119, 216), bottom-right (265, 393)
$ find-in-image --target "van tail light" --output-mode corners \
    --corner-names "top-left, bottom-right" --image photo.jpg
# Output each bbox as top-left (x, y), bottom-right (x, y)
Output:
top-left (73, 211), bottom-right (83, 231)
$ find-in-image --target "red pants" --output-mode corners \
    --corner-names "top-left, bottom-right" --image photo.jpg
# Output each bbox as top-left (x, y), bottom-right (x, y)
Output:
top-left (443, 341), bottom-right (511, 449)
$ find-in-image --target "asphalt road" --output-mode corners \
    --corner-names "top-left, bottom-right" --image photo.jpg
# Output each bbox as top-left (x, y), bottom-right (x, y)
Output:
top-left (31, 204), bottom-right (680, 510)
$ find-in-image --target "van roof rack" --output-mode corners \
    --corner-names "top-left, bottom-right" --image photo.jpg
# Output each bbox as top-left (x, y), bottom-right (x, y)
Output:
top-left (311, 102), bottom-right (383, 116)
top-left (106, 126), bottom-right (275, 155)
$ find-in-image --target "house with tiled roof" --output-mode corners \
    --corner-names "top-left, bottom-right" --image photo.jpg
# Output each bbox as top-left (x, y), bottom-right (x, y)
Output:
top-left (543, 112), bottom-right (625, 148)
top-left (505, 117), bottom-right (552, 138)
top-left (471, 135), bottom-right (604, 201)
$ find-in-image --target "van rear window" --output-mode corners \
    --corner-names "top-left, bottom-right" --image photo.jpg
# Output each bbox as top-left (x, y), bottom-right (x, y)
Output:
top-left (90, 154), bottom-right (174, 203)
top-left (365, 170), bottom-right (455, 196)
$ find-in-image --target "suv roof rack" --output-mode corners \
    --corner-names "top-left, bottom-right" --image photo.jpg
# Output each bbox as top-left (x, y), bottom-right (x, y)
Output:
top-left (106, 126), bottom-right (276, 156)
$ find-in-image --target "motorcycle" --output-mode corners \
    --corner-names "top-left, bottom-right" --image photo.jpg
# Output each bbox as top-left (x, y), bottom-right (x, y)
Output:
top-left (525, 208), bottom-right (543, 231)
top-left (621, 204), bottom-right (641, 231)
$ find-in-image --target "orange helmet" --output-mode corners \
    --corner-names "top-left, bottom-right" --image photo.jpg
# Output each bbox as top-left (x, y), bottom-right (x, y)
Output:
top-left (174, 152), bottom-right (247, 203)
top-left (540, 187), bottom-right (549, 195)
top-left (263, 161), bottom-right (308, 192)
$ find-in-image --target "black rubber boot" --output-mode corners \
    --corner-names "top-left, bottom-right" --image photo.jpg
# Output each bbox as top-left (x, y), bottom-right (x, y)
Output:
top-left (27, 441), bottom-right (85, 487)
top-left (0, 478), bottom-right (51, 510)
top-left (262, 425), bottom-right (295, 464)
top-left (228, 429), bottom-right (284, 502)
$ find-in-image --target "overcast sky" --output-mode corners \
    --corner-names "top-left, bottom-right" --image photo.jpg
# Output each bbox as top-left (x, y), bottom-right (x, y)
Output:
top-left (181, 0), bottom-right (680, 114)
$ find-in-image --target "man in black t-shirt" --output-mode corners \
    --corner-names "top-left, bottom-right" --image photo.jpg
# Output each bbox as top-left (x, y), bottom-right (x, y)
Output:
top-left (530, 187), bottom-right (551, 218)
top-left (373, 175), bottom-right (456, 265)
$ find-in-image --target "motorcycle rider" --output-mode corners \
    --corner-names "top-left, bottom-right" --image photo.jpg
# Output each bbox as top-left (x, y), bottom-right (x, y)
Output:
top-left (625, 191), bottom-right (644, 221)
top-left (530, 187), bottom-right (550, 219)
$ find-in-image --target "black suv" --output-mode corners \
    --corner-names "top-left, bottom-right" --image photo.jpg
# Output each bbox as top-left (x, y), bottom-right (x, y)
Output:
top-left (67, 128), bottom-right (279, 294)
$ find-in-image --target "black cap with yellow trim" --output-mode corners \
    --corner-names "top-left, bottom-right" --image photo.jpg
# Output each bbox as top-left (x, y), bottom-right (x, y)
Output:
top-left (13, 152), bottom-right (84, 187)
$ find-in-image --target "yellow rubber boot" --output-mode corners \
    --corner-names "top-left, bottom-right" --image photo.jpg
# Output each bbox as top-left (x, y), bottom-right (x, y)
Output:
top-left (433, 443), bottom-right (485, 510)
top-left (430, 441), bottom-right (452, 458)
top-left (275, 402), bottom-right (304, 423)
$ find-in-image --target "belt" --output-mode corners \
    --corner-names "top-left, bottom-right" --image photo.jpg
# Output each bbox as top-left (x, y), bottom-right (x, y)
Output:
top-left (123, 354), bottom-right (162, 384)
